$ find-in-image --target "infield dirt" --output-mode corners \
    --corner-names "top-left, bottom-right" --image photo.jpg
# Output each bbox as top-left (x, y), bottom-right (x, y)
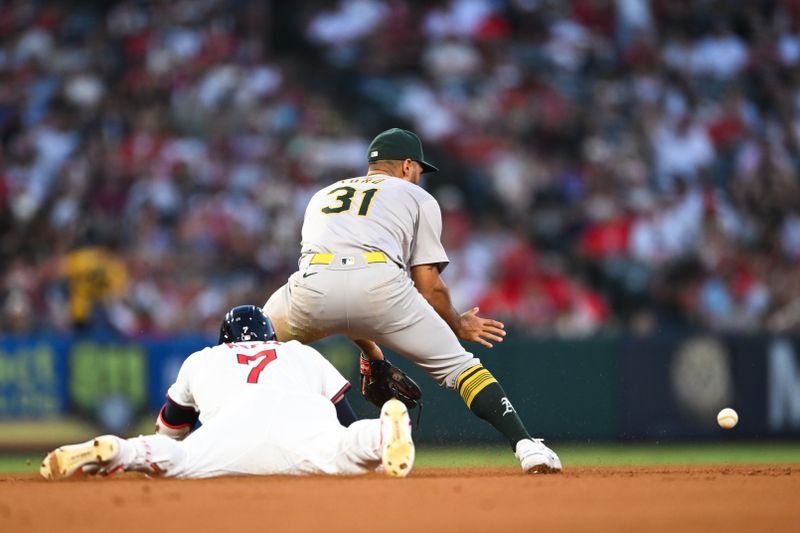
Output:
top-left (1, 465), bottom-right (797, 532)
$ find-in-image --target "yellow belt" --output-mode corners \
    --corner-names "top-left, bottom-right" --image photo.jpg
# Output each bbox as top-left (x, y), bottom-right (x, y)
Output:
top-left (308, 252), bottom-right (387, 265)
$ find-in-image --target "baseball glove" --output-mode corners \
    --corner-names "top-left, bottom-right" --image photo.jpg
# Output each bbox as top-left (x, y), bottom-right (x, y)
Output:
top-left (360, 354), bottom-right (422, 410)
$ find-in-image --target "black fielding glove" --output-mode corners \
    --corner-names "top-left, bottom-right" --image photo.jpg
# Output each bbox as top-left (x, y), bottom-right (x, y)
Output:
top-left (359, 354), bottom-right (422, 409)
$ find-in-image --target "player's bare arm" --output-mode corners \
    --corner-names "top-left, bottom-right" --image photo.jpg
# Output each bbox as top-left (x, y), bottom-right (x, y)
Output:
top-left (351, 338), bottom-right (384, 361)
top-left (410, 264), bottom-right (506, 348)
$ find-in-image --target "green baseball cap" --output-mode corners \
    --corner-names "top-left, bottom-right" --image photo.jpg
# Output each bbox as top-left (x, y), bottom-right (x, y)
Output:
top-left (367, 128), bottom-right (439, 173)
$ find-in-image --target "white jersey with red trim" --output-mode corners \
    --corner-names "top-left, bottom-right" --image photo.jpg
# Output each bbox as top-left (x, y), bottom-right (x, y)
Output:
top-left (166, 340), bottom-right (349, 424)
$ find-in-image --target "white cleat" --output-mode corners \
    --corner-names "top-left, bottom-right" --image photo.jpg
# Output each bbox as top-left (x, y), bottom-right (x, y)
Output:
top-left (40, 436), bottom-right (123, 480)
top-left (515, 438), bottom-right (562, 474)
top-left (380, 399), bottom-right (414, 478)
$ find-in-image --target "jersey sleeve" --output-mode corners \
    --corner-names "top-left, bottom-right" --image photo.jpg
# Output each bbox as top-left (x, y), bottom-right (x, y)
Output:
top-left (409, 197), bottom-right (450, 271)
top-left (298, 344), bottom-right (351, 402)
top-left (165, 352), bottom-right (199, 410)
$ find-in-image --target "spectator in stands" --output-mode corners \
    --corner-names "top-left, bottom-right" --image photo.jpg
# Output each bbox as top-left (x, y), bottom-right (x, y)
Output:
top-left (2, 0), bottom-right (800, 336)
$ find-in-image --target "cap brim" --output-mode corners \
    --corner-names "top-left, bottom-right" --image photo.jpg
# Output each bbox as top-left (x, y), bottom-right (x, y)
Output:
top-left (418, 160), bottom-right (438, 174)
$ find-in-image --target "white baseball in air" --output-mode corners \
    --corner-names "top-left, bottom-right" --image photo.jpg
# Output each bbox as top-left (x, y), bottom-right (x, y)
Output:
top-left (717, 408), bottom-right (738, 429)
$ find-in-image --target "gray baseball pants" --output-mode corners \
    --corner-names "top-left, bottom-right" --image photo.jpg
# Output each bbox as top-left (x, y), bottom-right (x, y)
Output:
top-left (264, 253), bottom-right (479, 388)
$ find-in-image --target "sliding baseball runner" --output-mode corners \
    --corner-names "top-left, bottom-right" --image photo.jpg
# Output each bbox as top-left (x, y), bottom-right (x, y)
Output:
top-left (41, 306), bottom-right (414, 479)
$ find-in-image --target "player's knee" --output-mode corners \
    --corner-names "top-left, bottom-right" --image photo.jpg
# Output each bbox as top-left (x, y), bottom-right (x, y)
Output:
top-left (454, 364), bottom-right (497, 408)
top-left (441, 358), bottom-right (482, 390)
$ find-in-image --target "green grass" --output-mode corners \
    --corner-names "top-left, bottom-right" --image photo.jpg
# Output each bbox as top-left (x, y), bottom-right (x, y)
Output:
top-left (0, 455), bottom-right (39, 473)
top-left (414, 442), bottom-right (800, 468)
top-left (3, 442), bottom-right (800, 475)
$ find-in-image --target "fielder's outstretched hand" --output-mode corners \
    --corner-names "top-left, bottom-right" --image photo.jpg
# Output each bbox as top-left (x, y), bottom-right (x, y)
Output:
top-left (457, 307), bottom-right (506, 348)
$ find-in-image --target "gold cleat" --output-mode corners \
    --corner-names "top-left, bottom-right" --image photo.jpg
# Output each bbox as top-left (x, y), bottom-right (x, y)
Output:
top-left (380, 399), bottom-right (415, 478)
top-left (40, 436), bottom-right (121, 480)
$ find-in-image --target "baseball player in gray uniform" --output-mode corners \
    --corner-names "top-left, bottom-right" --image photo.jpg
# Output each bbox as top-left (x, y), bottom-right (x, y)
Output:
top-left (264, 128), bottom-right (561, 473)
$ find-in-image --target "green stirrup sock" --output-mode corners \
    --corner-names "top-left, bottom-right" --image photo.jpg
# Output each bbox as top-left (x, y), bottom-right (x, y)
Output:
top-left (456, 365), bottom-right (531, 449)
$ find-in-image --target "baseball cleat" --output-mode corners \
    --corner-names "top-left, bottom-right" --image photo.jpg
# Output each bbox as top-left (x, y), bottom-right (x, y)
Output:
top-left (515, 438), bottom-right (562, 474)
top-left (380, 398), bottom-right (414, 478)
top-left (40, 435), bottom-right (122, 480)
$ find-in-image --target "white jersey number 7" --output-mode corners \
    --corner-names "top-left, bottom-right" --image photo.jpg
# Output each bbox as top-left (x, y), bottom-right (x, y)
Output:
top-left (236, 349), bottom-right (277, 383)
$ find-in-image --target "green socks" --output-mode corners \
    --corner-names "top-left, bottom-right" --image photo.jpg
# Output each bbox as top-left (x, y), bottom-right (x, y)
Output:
top-left (456, 365), bottom-right (531, 449)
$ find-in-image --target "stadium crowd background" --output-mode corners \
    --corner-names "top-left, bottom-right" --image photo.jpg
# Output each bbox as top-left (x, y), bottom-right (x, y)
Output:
top-left (1, 0), bottom-right (800, 338)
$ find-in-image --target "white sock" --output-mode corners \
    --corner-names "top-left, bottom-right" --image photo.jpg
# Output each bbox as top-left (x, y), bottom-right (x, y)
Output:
top-left (124, 434), bottom-right (186, 475)
top-left (116, 437), bottom-right (136, 466)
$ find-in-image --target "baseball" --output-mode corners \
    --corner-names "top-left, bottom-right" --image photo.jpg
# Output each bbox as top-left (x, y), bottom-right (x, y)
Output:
top-left (717, 408), bottom-right (738, 429)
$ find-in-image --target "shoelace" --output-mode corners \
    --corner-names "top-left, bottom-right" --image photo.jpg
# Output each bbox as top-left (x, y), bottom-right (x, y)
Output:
top-left (519, 438), bottom-right (549, 458)
top-left (527, 438), bottom-right (558, 462)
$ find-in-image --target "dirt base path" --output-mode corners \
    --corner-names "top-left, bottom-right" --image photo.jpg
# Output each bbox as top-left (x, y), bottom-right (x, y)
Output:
top-left (1, 465), bottom-right (798, 532)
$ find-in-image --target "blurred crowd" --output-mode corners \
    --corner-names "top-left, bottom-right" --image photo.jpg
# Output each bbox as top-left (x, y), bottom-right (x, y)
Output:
top-left (2, 0), bottom-right (800, 338)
